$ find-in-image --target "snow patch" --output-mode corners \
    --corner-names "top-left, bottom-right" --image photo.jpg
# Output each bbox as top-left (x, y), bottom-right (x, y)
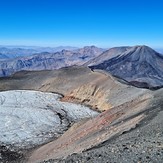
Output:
top-left (0, 90), bottom-right (98, 148)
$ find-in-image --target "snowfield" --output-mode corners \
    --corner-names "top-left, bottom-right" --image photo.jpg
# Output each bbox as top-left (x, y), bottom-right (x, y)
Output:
top-left (0, 90), bottom-right (98, 148)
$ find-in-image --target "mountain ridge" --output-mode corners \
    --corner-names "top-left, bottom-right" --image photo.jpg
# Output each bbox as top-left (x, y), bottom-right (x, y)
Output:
top-left (0, 46), bottom-right (103, 77)
top-left (89, 45), bottom-right (163, 88)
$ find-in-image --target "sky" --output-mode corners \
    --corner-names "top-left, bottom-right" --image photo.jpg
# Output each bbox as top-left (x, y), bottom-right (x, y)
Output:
top-left (0, 0), bottom-right (163, 48)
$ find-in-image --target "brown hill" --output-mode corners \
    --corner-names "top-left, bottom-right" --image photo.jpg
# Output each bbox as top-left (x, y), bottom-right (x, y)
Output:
top-left (0, 66), bottom-right (149, 112)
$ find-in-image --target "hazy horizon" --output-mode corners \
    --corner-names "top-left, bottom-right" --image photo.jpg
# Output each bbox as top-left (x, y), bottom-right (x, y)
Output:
top-left (0, 44), bottom-right (163, 50)
top-left (0, 0), bottom-right (163, 48)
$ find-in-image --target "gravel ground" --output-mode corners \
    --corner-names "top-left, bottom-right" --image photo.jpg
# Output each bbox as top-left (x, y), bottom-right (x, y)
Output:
top-left (43, 106), bottom-right (163, 163)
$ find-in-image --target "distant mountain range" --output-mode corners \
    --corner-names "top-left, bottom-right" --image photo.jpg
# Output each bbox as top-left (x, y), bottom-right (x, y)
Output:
top-left (0, 46), bottom-right (78, 59)
top-left (1, 44), bottom-right (163, 89)
top-left (1, 46), bottom-right (163, 163)
top-left (0, 46), bottom-right (104, 76)
top-left (0, 47), bottom-right (38, 59)
top-left (89, 45), bottom-right (163, 88)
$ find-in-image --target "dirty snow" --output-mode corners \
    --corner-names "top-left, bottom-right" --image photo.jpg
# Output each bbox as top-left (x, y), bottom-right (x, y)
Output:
top-left (0, 90), bottom-right (98, 148)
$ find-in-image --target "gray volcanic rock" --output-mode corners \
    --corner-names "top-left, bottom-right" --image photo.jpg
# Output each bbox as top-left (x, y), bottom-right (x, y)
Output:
top-left (53, 89), bottom-right (163, 163)
top-left (90, 45), bottom-right (163, 88)
top-left (0, 46), bottom-right (103, 77)
top-left (56, 110), bottom-right (163, 163)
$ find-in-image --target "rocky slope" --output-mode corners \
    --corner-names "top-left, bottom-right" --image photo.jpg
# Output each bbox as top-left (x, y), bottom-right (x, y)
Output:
top-left (0, 46), bottom-right (103, 77)
top-left (56, 93), bottom-right (163, 163)
top-left (28, 83), bottom-right (163, 163)
top-left (89, 45), bottom-right (163, 88)
top-left (0, 67), bottom-right (163, 163)
top-left (28, 95), bottom-right (149, 162)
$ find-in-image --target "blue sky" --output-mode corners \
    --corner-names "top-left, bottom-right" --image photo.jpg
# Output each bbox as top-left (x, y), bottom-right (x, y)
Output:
top-left (0, 0), bottom-right (163, 48)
